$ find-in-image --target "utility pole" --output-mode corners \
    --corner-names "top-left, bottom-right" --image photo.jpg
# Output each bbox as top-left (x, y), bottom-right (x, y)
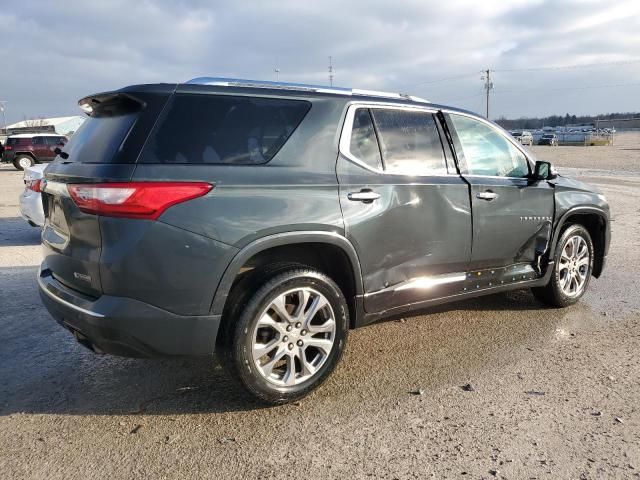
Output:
top-left (328, 56), bottom-right (334, 86)
top-left (0, 101), bottom-right (6, 135)
top-left (274, 68), bottom-right (280, 82)
top-left (481, 69), bottom-right (493, 119)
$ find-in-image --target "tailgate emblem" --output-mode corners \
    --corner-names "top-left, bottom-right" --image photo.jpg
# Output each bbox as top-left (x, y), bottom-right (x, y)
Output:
top-left (73, 272), bottom-right (92, 283)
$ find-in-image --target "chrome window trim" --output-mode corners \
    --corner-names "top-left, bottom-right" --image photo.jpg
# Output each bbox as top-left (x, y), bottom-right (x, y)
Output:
top-left (338, 102), bottom-right (453, 177)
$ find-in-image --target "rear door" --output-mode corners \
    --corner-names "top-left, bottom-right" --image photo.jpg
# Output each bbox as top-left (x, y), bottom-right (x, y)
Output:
top-left (446, 113), bottom-right (554, 274)
top-left (41, 89), bottom-right (171, 296)
top-left (337, 105), bottom-right (472, 313)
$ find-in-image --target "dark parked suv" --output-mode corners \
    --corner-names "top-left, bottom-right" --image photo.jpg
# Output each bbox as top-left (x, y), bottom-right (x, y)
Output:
top-left (38, 78), bottom-right (610, 403)
top-left (2, 134), bottom-right (67, 170)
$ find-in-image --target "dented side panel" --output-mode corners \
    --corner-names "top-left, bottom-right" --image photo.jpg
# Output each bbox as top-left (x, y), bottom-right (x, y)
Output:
top-left (464, 176), bottom-right (555, 271)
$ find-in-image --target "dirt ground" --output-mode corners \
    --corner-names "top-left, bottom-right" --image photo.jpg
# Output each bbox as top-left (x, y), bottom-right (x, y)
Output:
top-left (1, 132), bottom-right (639, 479)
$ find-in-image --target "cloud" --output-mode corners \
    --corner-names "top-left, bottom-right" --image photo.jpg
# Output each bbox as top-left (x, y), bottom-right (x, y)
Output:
top-left (1, 0), bottom-right (639, 122)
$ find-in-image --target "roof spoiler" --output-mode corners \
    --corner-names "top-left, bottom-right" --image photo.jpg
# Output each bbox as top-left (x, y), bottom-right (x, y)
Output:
top-left (78, 92), bottom-right (147, 116)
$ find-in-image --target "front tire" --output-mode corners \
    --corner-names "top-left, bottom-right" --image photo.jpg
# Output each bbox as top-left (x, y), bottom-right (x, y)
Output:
top-left (13, 155), bottom-right (34, 171)
top-left (532, 224), bottom-right (594, 307)
top-left (225, 267), bottom-right (349, 404)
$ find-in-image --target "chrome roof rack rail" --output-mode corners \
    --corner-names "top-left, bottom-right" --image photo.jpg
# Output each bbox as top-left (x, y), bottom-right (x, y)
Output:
top-left (185, 77), bottom-right (430, 103)
top-left (186, 77), bottom-right (351, 95)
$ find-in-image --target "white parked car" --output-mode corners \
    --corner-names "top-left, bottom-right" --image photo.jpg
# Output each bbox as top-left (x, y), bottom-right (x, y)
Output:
top-left (19, 163), bottom-right (47, 227)
top-left (509, 130), bottom-right (533, 146)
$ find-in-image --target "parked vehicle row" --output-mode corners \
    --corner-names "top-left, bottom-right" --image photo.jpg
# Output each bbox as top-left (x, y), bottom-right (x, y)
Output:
top-left (1, 133), bottom-right (67, 170)
top-left (37, 78), bottom-right (609, 404)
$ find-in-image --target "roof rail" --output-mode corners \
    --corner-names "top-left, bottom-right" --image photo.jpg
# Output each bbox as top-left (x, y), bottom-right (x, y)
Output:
top-left (185, 77), bottom-right (429, 103)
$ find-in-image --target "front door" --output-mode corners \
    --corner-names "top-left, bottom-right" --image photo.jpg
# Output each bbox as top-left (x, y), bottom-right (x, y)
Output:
top-left (446, 113), bottom-right (554, 277)
top-left (337, 105), bottom-right (472, 313)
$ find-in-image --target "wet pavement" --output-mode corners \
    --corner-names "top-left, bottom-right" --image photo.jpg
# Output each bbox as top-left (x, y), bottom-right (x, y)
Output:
top-left (1, 138), bottom-right (639, 479)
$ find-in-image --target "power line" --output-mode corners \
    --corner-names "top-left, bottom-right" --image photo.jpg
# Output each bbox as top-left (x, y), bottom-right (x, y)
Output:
top-left (494, 81), bottom-right (640, 95)
top-left (437, 90), bottom-right (485, 104)
top-left (406, 58), bottom-right (640, 88)
top-left (494, 58), bottom-right (640, 73)
top-left (406, 71), bottom-right (480, 87)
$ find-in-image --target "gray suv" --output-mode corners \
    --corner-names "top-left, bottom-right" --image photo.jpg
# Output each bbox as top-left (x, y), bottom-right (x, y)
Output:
top-left (38, 78), bottom-right (610, 404)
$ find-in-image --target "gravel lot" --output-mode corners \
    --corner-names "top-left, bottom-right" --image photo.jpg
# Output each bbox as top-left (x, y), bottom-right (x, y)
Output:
top-left (1, 133), bottom-right (639, 479)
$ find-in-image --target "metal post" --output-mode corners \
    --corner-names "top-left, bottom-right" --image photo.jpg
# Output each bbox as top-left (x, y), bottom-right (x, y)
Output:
top-left (0, 102), bottom-right (6, 135)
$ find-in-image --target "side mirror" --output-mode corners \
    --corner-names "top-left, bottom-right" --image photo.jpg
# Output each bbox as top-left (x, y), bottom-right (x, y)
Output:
top-left (51, 146), bottom-right (62, 154)
top-left (533, 160), bottom-right (556, 180)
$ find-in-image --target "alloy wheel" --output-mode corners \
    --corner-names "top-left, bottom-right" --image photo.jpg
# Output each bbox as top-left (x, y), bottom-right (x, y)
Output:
top-left (558, 235), bottom-right (590, 297)
top-left (251, 287), bottom-right (336, 387)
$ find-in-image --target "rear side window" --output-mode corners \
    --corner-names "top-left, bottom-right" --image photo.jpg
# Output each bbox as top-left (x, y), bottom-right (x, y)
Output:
top-left (140, 94), bottom-right (311, 165)
top-left (348, 108), bottom-right (382, 170)
top-left (32, 137), bottom-right (44, 145)
top-left (371, 109), bottom-right (447, 175)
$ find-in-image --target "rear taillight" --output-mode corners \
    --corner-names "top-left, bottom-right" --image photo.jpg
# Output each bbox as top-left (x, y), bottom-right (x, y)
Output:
top-left (26, 179), bottom-right (42, 192)
top-left (67, 182), bottom-right (213, 219)
top-left (5, 146), bottom-right (12, 150)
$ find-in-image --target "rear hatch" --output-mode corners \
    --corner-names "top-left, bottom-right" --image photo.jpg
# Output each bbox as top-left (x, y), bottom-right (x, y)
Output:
top-left (41, 85), bottom-right (174, 297)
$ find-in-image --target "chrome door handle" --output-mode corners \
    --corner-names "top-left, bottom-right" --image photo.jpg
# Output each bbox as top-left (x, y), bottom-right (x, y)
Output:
top-left (348, 190), bottom-right (381, 202)
top-left (476, 191), bottom-right (499, 201)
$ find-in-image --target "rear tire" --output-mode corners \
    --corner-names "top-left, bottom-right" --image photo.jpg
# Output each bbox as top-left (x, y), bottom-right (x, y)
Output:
top-left (223, 267), bottom-right (349, 404)
top-left (532, 224), bottom-right (594, 307)
top-left (13, 155), bottom-right (34, 171)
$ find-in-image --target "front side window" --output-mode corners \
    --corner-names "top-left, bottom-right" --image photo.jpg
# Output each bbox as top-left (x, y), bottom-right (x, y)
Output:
top-left (449, 114), bottom-right (529, 178)
top-left (371, 109), bottom-right (447, 175)
top-left (349, 108), bottom-right (382, 170)
top-left (140, 94), bottom-right (311, 165)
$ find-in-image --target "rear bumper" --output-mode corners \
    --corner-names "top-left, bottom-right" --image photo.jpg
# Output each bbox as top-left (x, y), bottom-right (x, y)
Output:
top-left (1, 152), bottom-right (15, 162)
top-left (19, 190), bottom-right (45, 226)
top-left (38, 264), bottom-right (221, 357)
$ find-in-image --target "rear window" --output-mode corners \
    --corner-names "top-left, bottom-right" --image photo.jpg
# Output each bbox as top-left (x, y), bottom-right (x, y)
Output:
top-left (7, 138), bottom-right (25, 146)
top-left (60, 97), bottom-right (139, 163)
top-left (139, 94), bottom-right (311, 165)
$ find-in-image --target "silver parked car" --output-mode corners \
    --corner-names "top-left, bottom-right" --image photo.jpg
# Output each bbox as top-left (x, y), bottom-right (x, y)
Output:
top-left (19, 163), bottom-right (47, 227)
top-left (510, 130), bottom-right (533, 146)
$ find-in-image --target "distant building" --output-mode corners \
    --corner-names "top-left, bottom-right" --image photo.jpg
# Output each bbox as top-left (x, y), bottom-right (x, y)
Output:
top-left (5, 116), bottom-right (85, 136)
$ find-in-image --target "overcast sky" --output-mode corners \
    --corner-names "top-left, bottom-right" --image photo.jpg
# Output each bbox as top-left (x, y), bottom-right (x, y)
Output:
top-left (1, 0), bottom-right (639, 123)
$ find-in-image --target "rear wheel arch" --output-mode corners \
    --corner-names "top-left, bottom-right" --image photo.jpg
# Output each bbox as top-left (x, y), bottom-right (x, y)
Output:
top-left (551, 208), bottom-right (608, 277)
top-left (211, 232), bottom-right (363, 329)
